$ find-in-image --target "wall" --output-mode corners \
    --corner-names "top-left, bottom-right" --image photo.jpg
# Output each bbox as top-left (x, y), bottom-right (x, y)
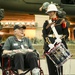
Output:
top-left (35, 15), bottom-right (49, 39)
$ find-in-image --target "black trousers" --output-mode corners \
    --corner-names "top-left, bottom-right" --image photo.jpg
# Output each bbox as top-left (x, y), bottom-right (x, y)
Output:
top-left (13, 52), bottom-right (38, 71)
top-left (46, 56), bottom-right (63, 75)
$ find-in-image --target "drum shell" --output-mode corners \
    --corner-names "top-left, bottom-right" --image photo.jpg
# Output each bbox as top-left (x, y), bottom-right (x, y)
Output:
top-left (46, 43), bottom-right (71, 67)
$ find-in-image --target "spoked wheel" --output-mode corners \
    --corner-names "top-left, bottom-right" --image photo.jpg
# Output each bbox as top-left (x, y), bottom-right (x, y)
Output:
top-left (40, 68), bottom-right (44, 75)
top-left (2, 69), bottom-right (18, 75)
top-left (2, 70), bottom-right (10, 75)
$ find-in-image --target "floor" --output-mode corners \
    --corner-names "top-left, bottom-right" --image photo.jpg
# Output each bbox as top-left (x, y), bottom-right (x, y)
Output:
top-left (0, 59), bottom-right (75, 75)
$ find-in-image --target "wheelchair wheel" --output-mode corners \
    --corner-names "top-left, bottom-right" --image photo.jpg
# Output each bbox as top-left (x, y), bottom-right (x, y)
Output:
top-left (39, 68), bottom-right (44, 75)
top-left (2, 69), bottom-right (17, 75)
top-left (2, 70), bottom-right (10, 75)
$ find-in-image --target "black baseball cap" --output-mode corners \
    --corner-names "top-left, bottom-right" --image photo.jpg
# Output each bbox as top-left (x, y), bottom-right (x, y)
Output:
top-left (14, 25), bottom-right (26, 30)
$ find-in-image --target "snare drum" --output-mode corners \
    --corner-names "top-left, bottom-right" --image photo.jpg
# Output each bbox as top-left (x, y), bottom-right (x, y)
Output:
top-left (45, 43), bottom-right (71, 67)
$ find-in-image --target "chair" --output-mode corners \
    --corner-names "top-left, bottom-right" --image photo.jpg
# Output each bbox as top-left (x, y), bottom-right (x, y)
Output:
top-left (0, 43), bottom-right (44, 75)
top-left (1, 54), bottom-right (44, 75)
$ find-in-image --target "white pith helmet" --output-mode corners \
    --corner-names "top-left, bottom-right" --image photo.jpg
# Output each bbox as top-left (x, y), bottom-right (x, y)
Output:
top-left (46, 4), bottom-right (58, 13)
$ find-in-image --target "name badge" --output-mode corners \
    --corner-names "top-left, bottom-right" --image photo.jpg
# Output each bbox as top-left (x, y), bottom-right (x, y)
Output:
top-left (13, 43), bottom-right (18, 46)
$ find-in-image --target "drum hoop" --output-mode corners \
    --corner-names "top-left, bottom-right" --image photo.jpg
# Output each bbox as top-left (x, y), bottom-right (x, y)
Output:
top-left (48, 43), bottom-right (67, 54)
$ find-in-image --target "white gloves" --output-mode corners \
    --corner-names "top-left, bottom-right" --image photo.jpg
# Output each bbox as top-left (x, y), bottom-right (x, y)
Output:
top-left (55, 38), bottom-right (62, 44)
top-left (48, 38), bottom-right (62, 52)
top-left (48, 44), bottom-right (54, 52)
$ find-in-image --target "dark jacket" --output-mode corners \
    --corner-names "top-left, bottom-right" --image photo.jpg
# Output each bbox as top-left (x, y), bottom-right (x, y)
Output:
top-left (42, 18), bottom-right (69, 52)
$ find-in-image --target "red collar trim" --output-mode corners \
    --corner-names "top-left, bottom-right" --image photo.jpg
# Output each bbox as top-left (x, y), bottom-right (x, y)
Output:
top-left (52, 17), bottom-right (58, 21)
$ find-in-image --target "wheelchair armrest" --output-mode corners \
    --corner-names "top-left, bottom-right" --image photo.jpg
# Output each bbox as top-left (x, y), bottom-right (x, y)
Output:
top-left (33, 49), bottom-right (39, 58)
top-left (2, 53), bottom-right (15, 59)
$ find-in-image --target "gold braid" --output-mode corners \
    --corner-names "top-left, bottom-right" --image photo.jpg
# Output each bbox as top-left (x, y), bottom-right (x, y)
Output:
top-left (45, 37), bottom-right (51, 44)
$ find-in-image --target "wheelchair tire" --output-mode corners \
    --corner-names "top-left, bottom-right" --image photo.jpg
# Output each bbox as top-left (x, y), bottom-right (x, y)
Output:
top-left (2, 70), bottom-right (9, 75)
top-left (2, 69), bottom-right (17, 75)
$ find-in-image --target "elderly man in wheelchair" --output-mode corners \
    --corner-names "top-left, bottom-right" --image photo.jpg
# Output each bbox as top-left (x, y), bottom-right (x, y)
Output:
top-left (1, 25), bottom-right (43, 75)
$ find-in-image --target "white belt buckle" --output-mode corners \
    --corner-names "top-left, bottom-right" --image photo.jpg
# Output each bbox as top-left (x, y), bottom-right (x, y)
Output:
top-left (48, 34), bottom-right (55, 38)
top-left (48, 34), bottom-right (63, 38)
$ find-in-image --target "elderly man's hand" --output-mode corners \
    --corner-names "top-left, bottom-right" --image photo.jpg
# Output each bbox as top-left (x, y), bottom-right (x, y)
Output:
top-left (28, 49), bottom-right (33, 52)
top-left (3, 50), bottom-right (12, 55)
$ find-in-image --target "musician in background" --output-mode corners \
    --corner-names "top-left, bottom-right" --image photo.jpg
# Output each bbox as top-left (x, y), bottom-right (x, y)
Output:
top-left (42, 3), bottom-right (69, 75)
top-left (2, 25), bottom-right (40, 75)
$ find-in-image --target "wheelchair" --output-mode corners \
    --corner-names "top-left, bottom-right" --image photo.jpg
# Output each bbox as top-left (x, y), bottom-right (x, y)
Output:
top-left (0, 44), bottom-right (44, 75)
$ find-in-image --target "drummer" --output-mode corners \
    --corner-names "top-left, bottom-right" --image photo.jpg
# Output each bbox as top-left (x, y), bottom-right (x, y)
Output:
top-left (2, 25), bottom-right (40, 75)
top-left (42, 3), bottom-right (69, 75)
